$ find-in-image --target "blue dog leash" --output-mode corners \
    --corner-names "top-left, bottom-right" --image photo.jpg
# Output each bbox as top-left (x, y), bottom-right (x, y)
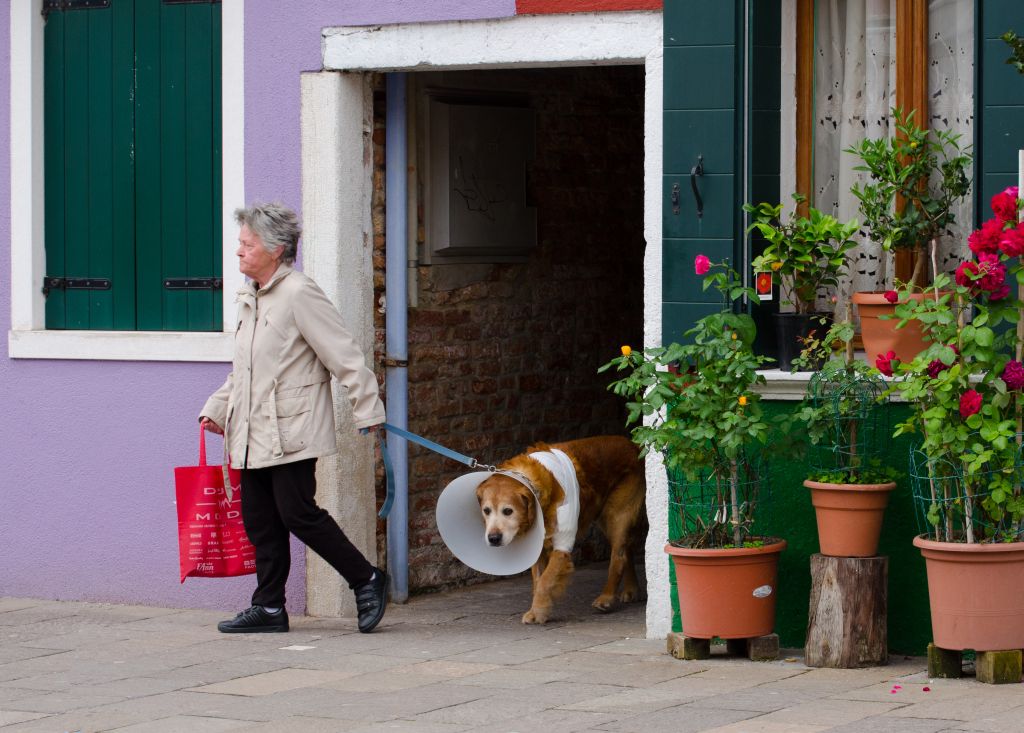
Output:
top-left (366, 423), bottom-right (494, 519)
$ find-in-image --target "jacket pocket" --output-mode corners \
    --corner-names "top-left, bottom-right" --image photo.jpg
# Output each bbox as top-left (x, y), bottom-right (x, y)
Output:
top-left (265, 393), bottom-right (314, 454)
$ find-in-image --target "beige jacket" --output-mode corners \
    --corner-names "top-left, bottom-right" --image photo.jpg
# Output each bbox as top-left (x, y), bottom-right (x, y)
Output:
top-left (200, 264), bottom-right (385, 469)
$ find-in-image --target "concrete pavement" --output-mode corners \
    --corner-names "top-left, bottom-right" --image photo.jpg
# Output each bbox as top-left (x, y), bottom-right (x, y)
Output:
top-left (1, 564), bottom-right (1022, 733)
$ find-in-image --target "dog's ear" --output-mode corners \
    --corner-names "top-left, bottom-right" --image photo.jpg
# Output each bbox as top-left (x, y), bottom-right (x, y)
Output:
top-left (520, 488), bottom-right (536, 529)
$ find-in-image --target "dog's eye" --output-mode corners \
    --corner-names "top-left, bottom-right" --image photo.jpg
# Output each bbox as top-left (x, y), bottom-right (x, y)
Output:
top-left (482, 507), bottom-right (491, 515)
top-left (502, 508), bottom-right (514, 516)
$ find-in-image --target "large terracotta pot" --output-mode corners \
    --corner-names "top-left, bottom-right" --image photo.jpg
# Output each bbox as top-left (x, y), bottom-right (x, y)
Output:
top-left (852, 291), bottom-right (933, 364)
top-left (913, 535), bottom-right (1024, 651)
top-left (664, 539), bottom-right (786, 639)
top-left (805, 480), bottom-right (896, 557)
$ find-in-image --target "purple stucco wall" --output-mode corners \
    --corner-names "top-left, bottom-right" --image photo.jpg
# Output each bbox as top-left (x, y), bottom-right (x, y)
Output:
top-left (244, 0), bottom-right (515, 206)
top-left (1, 1), bottom-right (514, 613)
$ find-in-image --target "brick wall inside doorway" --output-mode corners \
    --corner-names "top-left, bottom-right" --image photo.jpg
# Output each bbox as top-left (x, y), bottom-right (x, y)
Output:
top-left (371, 65), bottom-right (646, 591)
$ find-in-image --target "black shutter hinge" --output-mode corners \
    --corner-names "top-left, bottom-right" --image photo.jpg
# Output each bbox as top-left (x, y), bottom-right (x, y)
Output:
top-left (43, 0), bottom-right (110, 18)
top-left (164, 277), bottom-right (223, 290)
top-left (42, 277), bottom-right (112, 296)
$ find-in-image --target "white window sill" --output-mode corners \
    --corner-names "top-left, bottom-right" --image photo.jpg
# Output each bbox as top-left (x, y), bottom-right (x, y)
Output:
top-left (8, 329), bottom-right (233, 362)
top-left (755, 368), bottom-right (813, 400)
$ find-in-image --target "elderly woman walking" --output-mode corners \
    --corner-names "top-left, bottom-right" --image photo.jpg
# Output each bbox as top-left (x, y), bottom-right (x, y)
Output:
top-left (200, 202), bottom-right (388, 634)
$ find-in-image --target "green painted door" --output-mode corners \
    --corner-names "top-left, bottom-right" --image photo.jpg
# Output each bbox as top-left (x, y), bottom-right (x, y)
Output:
top-left (44, 0), bottom-right (222, 331)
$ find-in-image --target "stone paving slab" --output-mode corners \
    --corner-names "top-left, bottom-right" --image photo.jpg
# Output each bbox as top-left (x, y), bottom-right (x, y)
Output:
top-left (2, 564), bottom-right (1023, 733)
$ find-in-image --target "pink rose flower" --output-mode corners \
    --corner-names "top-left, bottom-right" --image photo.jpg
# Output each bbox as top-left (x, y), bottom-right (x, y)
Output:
top-left (1000, 222), bottom-right (1024, 258)
top-left (992, 189), bottom-right (1020, 223)
top-left (959, 389), bottom-right (982, 419)
top-left (969, 218), bottom-right (1005, 255)
top-left (694, 254), bottom-right (711, 276)
top-left (883, 290), bottom-right (899, 304)
top-left (1003, 361), bottom-right (1024, 391)
top-left (875, 350), bottom-right (897, 377)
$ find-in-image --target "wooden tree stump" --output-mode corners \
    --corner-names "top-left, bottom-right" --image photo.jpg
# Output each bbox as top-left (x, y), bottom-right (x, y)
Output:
top-left (805, 554), bottom-right (888, 668)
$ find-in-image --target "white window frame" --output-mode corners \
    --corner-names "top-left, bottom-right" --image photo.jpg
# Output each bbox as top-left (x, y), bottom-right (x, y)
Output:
top-left (8, 0), bottom-right (244, 362)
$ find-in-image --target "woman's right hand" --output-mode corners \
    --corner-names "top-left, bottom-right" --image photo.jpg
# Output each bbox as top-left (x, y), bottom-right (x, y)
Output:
top-left (200, 417), bottom-right (224, 435)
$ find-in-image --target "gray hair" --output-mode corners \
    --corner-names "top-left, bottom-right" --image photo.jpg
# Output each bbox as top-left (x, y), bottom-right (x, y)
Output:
top-left (234, 202), bottom-right (301, 265)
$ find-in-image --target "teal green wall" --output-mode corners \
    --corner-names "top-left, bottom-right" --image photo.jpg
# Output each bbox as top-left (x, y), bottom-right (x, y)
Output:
top-left (669, 400), bottom-right (933, 655)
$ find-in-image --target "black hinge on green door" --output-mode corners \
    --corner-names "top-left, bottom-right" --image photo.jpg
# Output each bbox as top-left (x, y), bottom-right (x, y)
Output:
top-left (42, 0), bottom-right (109, 17)
top-left (163, 278), bottom-right (223, 290)
top-left (42, 277), bottom-right (112, 296)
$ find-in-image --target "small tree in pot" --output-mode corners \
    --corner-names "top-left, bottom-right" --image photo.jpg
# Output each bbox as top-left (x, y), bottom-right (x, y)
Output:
top-left (882, 186), bottom-right (1024, 661)
top-left (845, 108), bottom-right (972, 363)
top-left (793, 320), bottom-right (899, 558)
top-left (601, 257), bottom-right (785, 649)
top-left (744, 196), bottom-right (859, 370)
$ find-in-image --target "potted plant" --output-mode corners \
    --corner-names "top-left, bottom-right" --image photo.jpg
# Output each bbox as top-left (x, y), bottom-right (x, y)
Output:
top-left (884, 187), bottom-right (1024, 654)
top-left (601, 256), bottom-right (785, 643)
top-left (793, 319), bottom-right (899, 557)
top-left (745, 195), bottom-right (859, 370)
top-left (845, 107), bottom-right (972, 363)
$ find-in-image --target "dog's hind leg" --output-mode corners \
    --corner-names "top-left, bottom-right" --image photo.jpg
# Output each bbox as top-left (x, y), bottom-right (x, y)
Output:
top-left (593, 473), bottom-right (646, 612)
top-left (522, 549), bottom-right (573, 624)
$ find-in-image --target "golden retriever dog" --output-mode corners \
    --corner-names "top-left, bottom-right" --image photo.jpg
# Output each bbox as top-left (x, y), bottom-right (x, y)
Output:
top-left (476, 435), bottom-right (645, 624)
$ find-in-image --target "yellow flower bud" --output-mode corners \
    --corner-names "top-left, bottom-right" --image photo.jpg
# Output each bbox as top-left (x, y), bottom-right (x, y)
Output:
top-left (910, 141), bottom-right (918, 149)
top-left (731, 332), bottom-right (738, 340)
top-left (771, 261), bottom-right (783, 271)
top-left (620, 345), bottom-right (632, 356)
top-left (738, 395), bottom-right (748, 406)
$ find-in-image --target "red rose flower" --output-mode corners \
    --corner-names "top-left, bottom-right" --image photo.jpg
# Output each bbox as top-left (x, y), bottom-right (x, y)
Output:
top-left (1000, 222), bottom-right (1024, 258)
top-left (959, 389), bottom-right (983, 419)
top-left (875, 350), bottom-right (897, 377)
top-left (992, 188), bottom-right (1020, 223)
top-left (969, 218), bottom-right (1005, 255)
top-left (926, 359), bottom-right (949, 379)
top-left (694, 254), bottom-right (711, 276)
top-left (956, 253), bottom-right (1008, 299)
top-left (883, 290), bottom-right (899, 304)
top-left (1003, 361), bottom-right (1024, 391)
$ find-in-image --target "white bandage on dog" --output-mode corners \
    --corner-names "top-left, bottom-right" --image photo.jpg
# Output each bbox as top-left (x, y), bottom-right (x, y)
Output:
top-left (528, 449), bottom-right (580, 553)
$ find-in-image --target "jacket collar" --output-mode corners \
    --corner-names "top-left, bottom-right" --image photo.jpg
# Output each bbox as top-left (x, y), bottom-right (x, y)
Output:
top-left (236, 263), bottom-right (294, 301)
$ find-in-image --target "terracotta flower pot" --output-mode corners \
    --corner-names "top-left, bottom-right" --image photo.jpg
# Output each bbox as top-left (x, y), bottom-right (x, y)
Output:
top-left (664, 539), bottom-right (786, 639)
top-left (805, 480), bottom-right (896, 557)
top-left (852, 291), bottom-right (934, 364)
top-left (913, 535), bottom-right (1024, 651)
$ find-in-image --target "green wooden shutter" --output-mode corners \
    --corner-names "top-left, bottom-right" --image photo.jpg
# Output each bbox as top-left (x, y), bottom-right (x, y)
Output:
top-left (44, 0), bottom-right (135, 330)
top-left (662, 1), bottom-right (780, 346)
top-left (44, 0), bottom-right (222, 332)
top-left (662, 2), bottom-right (742, 343)
top-left (977, 1), bottom-right (1024, 222)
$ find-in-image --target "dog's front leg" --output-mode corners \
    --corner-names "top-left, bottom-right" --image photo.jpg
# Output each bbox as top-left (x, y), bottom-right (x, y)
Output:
top-left (522, 549), bottom-right (573, 624)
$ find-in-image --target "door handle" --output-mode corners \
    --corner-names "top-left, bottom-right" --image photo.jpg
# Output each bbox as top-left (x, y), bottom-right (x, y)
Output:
top-left (690, 154), bottom-right (704, 219)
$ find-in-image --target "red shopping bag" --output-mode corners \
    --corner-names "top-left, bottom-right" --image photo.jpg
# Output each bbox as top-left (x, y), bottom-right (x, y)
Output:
top-left (174, 427), bottom-right (256, 583)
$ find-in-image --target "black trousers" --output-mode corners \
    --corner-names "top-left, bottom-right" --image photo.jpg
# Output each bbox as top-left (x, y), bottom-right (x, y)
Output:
top-left (240, 458), bottom-right (374, 608)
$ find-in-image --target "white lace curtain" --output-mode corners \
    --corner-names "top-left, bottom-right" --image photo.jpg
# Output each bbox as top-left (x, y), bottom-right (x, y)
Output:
top-left (812, 0), bottom-right (974, 315)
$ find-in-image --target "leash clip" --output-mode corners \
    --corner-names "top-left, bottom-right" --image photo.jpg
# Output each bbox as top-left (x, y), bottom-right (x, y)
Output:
top-left (471, 459), bottom-right (497, 472)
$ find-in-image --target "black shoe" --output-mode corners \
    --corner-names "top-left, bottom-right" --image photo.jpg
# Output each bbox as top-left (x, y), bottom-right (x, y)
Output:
top-left (354, 569), bottom-right (388, 633)
top-left (217, 605), bottom-right (289, 633)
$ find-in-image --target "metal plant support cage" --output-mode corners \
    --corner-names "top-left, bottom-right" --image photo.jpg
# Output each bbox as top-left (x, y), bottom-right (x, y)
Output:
top-left (667, 453), bottom-right (771, 549)
top-left (806, 368), bottom-right (890, 479)
top-left (909, 440), bottom-right (1024, 543)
